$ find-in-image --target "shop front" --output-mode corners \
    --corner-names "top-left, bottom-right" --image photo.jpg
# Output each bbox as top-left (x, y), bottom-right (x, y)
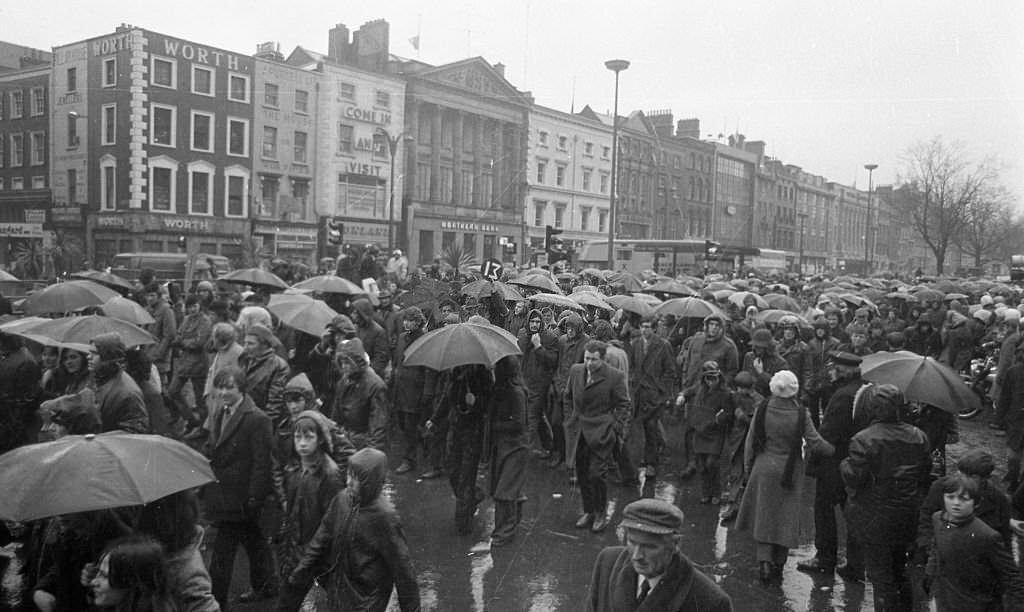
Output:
top-left (89, 212), bottom-right (251, 269)
top-left (252, 221), bottom-right (318, 266)
top-left (410, 215), bottom-right (519, 269)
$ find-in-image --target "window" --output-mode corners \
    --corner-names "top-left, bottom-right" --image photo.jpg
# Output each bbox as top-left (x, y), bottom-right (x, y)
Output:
top-left (295, 89), bottom-right (309, 114)
top-left (554, 206), bottom-right (565, 228)
top-left (100, 156), bottom-right (116, 211)
top-left (294, 131), bottom-right (308, 163)
top-left (533, 201), bottom-right (545, 226)
top-left (67, 169), bottom-right (77, 204)
top-left (582, 168), bottom-right (592, 191)
top-left (227, 118), bottom-right (248, 156)
top-left (557, 135), bottom-right (568, 151)
top-left (102, 58), bottom-right (116, 87)
top-left (291, 178), bottom-right (309, 219)
top-left (11, 177), bottom-right (23, 190)
top-left (339, 82), bottom-right (355, 100)
top-left (32, 176), bottom-right (45, 189)
top-left (67, 67), bottom-right (77, 92)
top-left (337, 124), bottom-right (353, 154)
top-left (601, 145), bottom-right (610, 160)
top-left (228, 73), bottom-right (250, 103)
top-left (149, 160), bottom-right (175, 212)
top-left (224, 167), bottom-right (249, 218)
top-left (150, 104), bottom-right (176, 147)
top-left (260, 175), bottom-right (279, 217)
top-left (538, 131), bottom-right (548, 147)
top-left (580, 207), bottom-right (590, 231)
top-left (556, 164), bottom-right (566, 187)
top-left (191, 66), bottom-right (213, 96)
top-left (101, 104), bottom-right (116, 145)
top-left (536, 160), bottom-right (546, 183)
top-left (584, 141), bottom-right (594, 157)
top-left (67, 116), bottom-right (79, 149)
top-left (151, 57), bottom-right (176, 88)
top-left (262, 126), bottom-right (277, 159)
top-left (264, 83), bottom-right (279, 107)
top-left (191, 111), bottom-right (213, 152)
top-left (30, 131), bottom-right (44, 165)
top-left (375, 90), bottom-right (390, 108)
top-left (30, 88), bottom-right (45, 116)
top-left (600, 171), bottom-right (609, 194)
top-left (598, 210), bottom-right (607, 233)
top-left (10, 134), bottom-right (24, 167)
top-left (187, 161), bottom-right (214, 214)
top-left (10, 91), bottom-right (23, 118)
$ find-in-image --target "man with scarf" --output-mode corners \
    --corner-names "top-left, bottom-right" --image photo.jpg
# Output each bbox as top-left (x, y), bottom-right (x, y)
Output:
top-left (331, 338), bottom-right (388, 452)
top-left (586, 498), bottom-right (732, 612)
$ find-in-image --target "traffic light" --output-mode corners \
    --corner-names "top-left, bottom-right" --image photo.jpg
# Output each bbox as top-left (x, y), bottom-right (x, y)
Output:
top-left (176, 235), bottom-right (187, 250)
top-left (545, 225), bottom-right (564, 253)
top-left (327, 217), bottom-right (344, 246)
top-left (704, 240), bottom-right (721, 257)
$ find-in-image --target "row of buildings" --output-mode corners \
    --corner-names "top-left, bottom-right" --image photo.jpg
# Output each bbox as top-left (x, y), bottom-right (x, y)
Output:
top-left (0, 20), bottom-right (930, 277)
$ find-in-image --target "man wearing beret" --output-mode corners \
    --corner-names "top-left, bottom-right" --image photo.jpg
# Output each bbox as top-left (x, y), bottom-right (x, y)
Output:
top-left (586, 498), bottom-right (732, 611)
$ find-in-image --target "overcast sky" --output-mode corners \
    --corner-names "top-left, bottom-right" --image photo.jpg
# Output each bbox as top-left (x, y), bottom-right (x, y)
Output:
top-left (7, 0), bottom-right (1023, 202)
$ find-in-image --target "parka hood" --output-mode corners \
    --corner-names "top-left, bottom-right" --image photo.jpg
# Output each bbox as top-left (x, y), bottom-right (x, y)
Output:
top-left (349, 447), bottom-right (388, 506)
top-left (292, 409), bottom-right (336, 454)
top-left (352, 298), bottom-right (376, 325)
top-left (284, 373), bottom-right (316, 399)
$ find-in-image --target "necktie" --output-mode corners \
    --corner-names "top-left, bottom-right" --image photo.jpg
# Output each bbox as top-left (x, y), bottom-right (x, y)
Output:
top-left (217, 407), bottom-right (231, 443)
top-left (637, 579), bottom-right (650, 605)
top-left (586, 370), bottom-right (592, 385)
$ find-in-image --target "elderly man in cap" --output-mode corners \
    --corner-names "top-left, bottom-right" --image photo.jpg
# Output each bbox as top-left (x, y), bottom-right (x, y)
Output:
top-left (798, 350), bottom-right (871, 580)
top-left (586, 498), bottom-right (732, 611)
top-left (331, 337), bottom-right (389, 451)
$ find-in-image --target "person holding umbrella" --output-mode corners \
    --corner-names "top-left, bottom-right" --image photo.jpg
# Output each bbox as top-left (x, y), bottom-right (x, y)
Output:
top-left (0, 331), bottom-right (42, 452)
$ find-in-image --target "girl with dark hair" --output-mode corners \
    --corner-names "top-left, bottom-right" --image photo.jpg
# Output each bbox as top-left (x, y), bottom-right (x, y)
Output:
top-left (89, 535), bottom-right (178, 612)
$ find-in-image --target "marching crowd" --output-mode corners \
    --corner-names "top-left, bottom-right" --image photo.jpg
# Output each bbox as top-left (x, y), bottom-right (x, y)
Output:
top-left (2, 261), bottom-right (1024, 611)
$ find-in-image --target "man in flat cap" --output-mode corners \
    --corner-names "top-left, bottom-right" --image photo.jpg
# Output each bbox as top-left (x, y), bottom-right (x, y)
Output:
top-left (798, 351), bottom-right (871, 581)
top-left (586, 498), bottom-right (732, 611)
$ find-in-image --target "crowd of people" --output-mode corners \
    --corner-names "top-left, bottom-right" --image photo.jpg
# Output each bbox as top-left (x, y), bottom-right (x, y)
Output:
top-left (3, 259), bottom-right (1024, 611)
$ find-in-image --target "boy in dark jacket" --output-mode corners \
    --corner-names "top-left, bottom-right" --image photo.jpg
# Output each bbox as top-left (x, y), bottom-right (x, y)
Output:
top-left (682, 361), bottom-right (733, 504)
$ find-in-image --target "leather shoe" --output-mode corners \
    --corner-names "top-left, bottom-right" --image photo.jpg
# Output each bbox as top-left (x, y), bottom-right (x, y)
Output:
top-left (419, 468), bottom-right (443, 479)
top-left (395, 460), bottom-right (415, 474)
top-left (575, 513), bottom-right (594, 529)
top-left (591, 515), bottom-right (608, 533)
top-left (836, 563), bottom-right (865, 582)
top-left (796, 557), bottom-right (836, 574)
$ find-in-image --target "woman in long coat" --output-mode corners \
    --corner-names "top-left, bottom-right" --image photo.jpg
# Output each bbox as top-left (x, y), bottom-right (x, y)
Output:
top-left (487, 356), bottom-right (528, 546)
top-left (736, 370), bottom-right (834, 584)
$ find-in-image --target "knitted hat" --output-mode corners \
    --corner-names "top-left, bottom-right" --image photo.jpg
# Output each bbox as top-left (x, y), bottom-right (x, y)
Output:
top-left (769, 370), bottom-right (799, 399)
top-left (750, 328), bottom-right (775, 349)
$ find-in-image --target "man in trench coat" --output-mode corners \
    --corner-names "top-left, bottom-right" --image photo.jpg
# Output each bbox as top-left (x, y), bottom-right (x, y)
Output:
top-left (565, 340), bottom-right (631, 533)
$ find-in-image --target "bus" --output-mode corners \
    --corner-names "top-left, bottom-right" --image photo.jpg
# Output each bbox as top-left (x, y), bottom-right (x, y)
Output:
top-left (1011, 254), bottom-right (1024, 282)
top-left (576, 239), bottom-right (777, 276)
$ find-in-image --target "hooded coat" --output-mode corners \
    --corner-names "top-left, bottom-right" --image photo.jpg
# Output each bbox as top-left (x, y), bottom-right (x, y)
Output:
top-left (240, 345), bottom-right (290, 426)
top-left (517, 309), bottom-right (559, 388)
top-left (352, 299), bottom-right (390, 378)
top-left (92, 334), bottom-right (150, 434)
top-left (281, 449), bottom-right (420, 612)
top-left (332, 365), bottom-right (389, 451)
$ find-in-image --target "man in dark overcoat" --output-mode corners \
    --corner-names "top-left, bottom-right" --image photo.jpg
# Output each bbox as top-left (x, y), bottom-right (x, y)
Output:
top-left (565, 340), bottom-right (631, 533)
top-left (628, 317), bottom-right (676, 478)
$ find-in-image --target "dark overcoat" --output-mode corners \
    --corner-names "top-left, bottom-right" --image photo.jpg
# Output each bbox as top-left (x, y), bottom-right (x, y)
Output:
top-left (563, 362), bottom-right (631, 468)
top-left (203, 395), bottom-right (274, 523)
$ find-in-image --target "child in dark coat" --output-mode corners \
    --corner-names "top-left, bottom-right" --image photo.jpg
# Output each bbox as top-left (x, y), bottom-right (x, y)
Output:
top-left (720, 371), bottom-right (763, 524)
top-left (683, 360), bottom-right (734, 504)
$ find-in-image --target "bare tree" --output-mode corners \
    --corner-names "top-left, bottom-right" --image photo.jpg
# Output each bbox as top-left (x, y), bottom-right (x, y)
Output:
top-left (958, 183), bottom-right (1015, 269)
top-left (895, 137), bottom-right (998, 275)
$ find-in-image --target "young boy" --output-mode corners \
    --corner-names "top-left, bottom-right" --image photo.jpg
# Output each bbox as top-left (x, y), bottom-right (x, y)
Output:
top-left (720, 371), bottom-right (763, 524)
top-left (682, 361), bottom-right (733, 505)
top-left (926, 472), bottom-right (1024, 611)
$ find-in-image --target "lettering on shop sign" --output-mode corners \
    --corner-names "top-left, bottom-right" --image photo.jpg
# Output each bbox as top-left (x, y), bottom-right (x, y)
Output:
top-left (440, 221), bottom-right (499, 233)
top-left (342, 106), bottom-right (391, 126)
top-left (163, 40), bottom-right (241, 71)
top-left (344, 223), bottom-right (389, 238)
top-left (347, 162), bottom-right (383, 177)
top-left (57, 92), bottom-right (82, 106)
top-left (97, 216), bottom-right (126, 228)
top-left (54, 46), bottom-right (87, 65)
top-left (162, 217), bottom-right (211, 232)
top-left (92, 33), bottom-right (143, 56)
top-left (0, 223), bottom-right (44, 237)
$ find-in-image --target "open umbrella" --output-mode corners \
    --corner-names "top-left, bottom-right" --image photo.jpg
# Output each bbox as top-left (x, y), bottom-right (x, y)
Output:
top-left (764, 293), bottom-right (802, 313)
top-left (508, 274), bottom-right (562, 294)
top-left (580, 268), bottom-right (605, 279)
top-left (886, 291), bottom-right (919, 302)
top-left (609, 296), bottom-right (654, 318)
top-left (292, 275), bottom-right (365, 296)
top-left (605, 272), bottom-right (643, 292)
top-left (100, 296), bottom-right (155, 326)
top-left (529, 292), bottom-right (584, 311)
top-left (0, 432), bottom-right (215, 522)
top-left (943, 292), bottom-right (969, 302)
top-left (705, 281), bottom-right (736, 292)
top-left (654, 297), bottom-right (726, 320)
top-left (642, 280), bottom-right (695, 297)
top-left (572, 284), bottom-right (601, 294)
top-left (570, 291), bottom-right (614, 311)
top-left (712, 289), bottom-right (735, 302)
top-left (21, 280), bottom-right (120, 315)
top-left (0, 270), bottom-right (18, 281)
top-left (728, 291), bottom-right (769, 310)
top-left (460, 279), bottom-right (524, 302)
top-left (859, 351), bottom-right (979, 415)
top-left (13, 314), bottom-right (154, 347)
top-left (757, 309), bottom-right (810, 327)
top-left (219, 268), bottom-right (289, 290)
top-left (402, 321), bottom-right (521, 371)
top-left (911, 288), bottom-right (944, 303)
top-left (630, 292), bottom-right (663, 306)
top-left (267, 293), bottom-right (339, 337)
top-left (70, 270), bottom-right (134, 293)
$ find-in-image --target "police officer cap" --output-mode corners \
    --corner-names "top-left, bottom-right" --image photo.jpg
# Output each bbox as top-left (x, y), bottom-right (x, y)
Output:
top-left (826, 350), bottom-right (862, 367)
top-left (619, 498), bottom-right (685, 535)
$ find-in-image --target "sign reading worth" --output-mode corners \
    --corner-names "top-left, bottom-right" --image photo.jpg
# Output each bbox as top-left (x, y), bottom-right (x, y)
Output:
top-left (481, 258), bottom-right (504, 281)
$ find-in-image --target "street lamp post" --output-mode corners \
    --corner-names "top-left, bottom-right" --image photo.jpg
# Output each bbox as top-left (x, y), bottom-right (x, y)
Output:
top-left (864, 163), bottom-right (877, 274)
top-left (798, 212), bottom-right (808, 276)
top-left (605, 59), bottom-right (629, 270)
top-left (377, 128), bottom-right (412, 253)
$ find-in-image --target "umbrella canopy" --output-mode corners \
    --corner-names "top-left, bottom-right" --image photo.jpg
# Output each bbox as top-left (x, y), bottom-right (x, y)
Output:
top-left (705, 281), bottom-right (737, 292)
top-left (0, 316), bottom-right (52, 335)
top-left (911, 288), bottom-right (944, 303)
top-left (711, 289), bottom-right (735, 302)
top-left (571, 284), bottom-right (601, 294)
top-left (642, 280), bottom-right (695, 297)
top-left (943, 292), bottom-right (969, 302)
top-left (605, 272), bottom-right (643, 292)
top-left (21, 280), bottom-right (120, 315)
top-left (654, 297), bottom-right (727, 320)
top-left (219, 268), bottom-right (289, 290)
top-left (13, 315), bottom-right (154, 347)
top-left (401, 321), bottom-right (522, 370)
top-left (757, 309), bottom-right (810, 327)
top-left (529, 292), bottom-right (584, 311)
top-left (728, 291), bottom-right (769, 310)
top-left (267, 293), bottom-right (339, 337)
top-left (580, 268), bottom-right (605, 279)
top-left (570, 291), bottom-right (614, 311)
top-left (0, 270), bottom-right (18, 281)
top-left (988, 283), bottom-right (1016, 297)
top-left (508, 274), bottom-right (562, 294)
top-left (70, 270), bottom-right (134, 293)
top-left (608, 296), bottom-right (654, 318)
top-left (630, 292), bottom-right (663, 305)
top-left (459, 279), bottom-right (524, 302)
top-left (859, 351), bottom-right (979, 415)
top-left (764, 293), bottom-right (802, 313)
top-left (101, 296), bottom-right (155, 326)
top-left (0, 432), bottom-right (215, 522)
top-left (839, 293), bottom-right (879, 313)
top-left (292, 274), bottom-right (365, 295)
top-left (886, 291), bottom-right (919, 302)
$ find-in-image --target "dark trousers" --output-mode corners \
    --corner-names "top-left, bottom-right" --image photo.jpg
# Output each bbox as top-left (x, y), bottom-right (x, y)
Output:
top-left (633, 389), bottom-right (664, 466)
top-left (167, 372), bottom-right (207, 426)
top-left (525, 384), bottom-right (550, 450)
top-left (446, 420), bottom-right (484, 533)
top-left (492, 499), bottom-right (524, 542)
top-left (575, 438), bottom-right (609, 516)
top-left (853, 507), bottom-right (915, 612)
top-left (399, 410), bottom-right (426, 465)
top-left (813, 474), bottom-right (862, 567)
top-left (209, 517), bottom-right (275, 610)
top-left (696, 452), bottom-right (721, 498)
top-left (806, 390), bottom-right (827, 429)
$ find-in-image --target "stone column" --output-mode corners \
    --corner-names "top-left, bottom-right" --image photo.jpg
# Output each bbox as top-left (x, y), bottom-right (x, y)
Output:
top-left (493, 121), bottom-right (505, 209)
top-left (430, 104), bottom-right (442, 202)
top-left (405, 99), bottom-right (419, 200)
top-left (473, 115), bottom-right (485, 206)
top-left (453, 111), bottom-right (464, 206)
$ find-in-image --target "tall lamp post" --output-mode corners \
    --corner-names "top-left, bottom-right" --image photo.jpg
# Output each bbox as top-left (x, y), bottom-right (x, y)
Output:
top-left (798, 212), bottom-right (808, 276)
top-left (605, 59), bottom-right (629, 270)
top-left (377, 128), bottom-right (412, 253)
top-left (864, 163), bottom-right (877, 274)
